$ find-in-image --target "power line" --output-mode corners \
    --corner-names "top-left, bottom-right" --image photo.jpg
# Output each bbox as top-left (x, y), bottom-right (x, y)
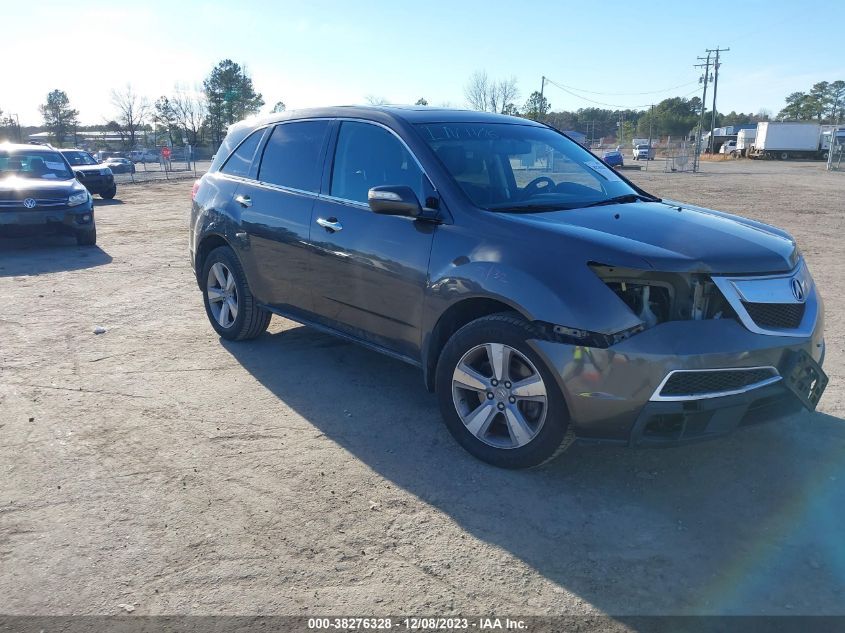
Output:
top-left (544, 78), bottom-right (700, 97)
top-left (544, 77), bottom-right (701, 110)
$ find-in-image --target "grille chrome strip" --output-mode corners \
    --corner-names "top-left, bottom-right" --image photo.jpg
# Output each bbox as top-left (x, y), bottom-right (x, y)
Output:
top-left (711, 259), bottom-right (817, 337)
top-left (650, 366), bottom-right (781, 402)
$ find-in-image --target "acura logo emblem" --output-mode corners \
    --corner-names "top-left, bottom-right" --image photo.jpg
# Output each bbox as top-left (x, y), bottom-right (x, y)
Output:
top-left (791, 277), bottom-right (806, 303)
top-left (23, 198), bottom-right (37, 209)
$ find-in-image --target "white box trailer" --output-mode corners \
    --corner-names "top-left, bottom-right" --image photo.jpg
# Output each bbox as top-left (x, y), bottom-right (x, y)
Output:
top-left (736, 128), bottom-right (756, 156)
top-left (749, 122), bottom-right (822, 159)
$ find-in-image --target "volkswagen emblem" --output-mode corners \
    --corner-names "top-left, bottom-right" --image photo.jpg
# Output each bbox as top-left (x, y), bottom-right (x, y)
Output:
top-left (791, 277), bottom-right (806, 303)
top-left (23, 198), bottom-right (37, 209)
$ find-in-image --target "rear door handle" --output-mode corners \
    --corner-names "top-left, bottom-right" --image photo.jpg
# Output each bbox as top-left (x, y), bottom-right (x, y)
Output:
top-left (316, 217), bottom-right (343, 232)
top-left (234, 194), bottom-right (252, 208)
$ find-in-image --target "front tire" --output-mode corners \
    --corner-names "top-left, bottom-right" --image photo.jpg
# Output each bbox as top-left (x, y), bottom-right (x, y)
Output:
top-left (435, 313), bottom-right (575, 469)
top-left (201, 245), bottom-right (271, 341)
top-left (75, 226), bottom-right (96, 246)
top-left (101, 185), bottom-right (117, 199)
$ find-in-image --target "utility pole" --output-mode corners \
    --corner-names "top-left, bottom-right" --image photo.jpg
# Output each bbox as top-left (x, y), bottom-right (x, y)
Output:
top-left (539, 76), bottom-right (546, 122)
top-left (11, 113), bottom-right (21, 142)
top-left (707, 46), bottom-right (729, 155)
top-left (646, 104), bottom-right (654, 171)
top-left (693, 51), bottom-right (713, 172)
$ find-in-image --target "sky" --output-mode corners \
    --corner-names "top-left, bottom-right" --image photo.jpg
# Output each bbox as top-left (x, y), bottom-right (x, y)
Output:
top-left (3, 0), bottom-right (844, 126)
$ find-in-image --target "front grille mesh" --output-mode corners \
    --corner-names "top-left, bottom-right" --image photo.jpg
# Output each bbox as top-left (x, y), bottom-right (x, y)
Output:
top-left (743, 302), bottom-right (805, 329)
top-left (660, 368), bottom-right (777, 397)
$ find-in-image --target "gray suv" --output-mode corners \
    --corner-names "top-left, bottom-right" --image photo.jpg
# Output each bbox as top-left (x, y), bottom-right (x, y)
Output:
top-left (189, 106), bottom-right (827, 468)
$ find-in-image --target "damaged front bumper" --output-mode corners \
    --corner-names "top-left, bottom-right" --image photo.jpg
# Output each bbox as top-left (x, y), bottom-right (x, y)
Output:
top-left (528, 310), bottom-right (826, 446)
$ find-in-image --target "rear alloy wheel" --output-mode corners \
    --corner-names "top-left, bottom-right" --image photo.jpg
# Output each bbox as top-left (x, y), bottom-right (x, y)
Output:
top-left (436, 313), bottom-right (575, 468)
top-left (201, 246), bottom-right (271, 340)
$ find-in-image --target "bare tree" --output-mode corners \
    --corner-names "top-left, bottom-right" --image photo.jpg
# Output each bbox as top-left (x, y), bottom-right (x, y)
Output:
top-left (491, 76), bottom-right (520, 115)
top-left (365, 95), bottom-right (389, 106)
top-left (464, 70), bottom-right (492, 111)
top-left (170, 87), bottom-right (206, 146)
top-left (464, 71), bottom-right (520, 114)
top-left (111, 85), bottom-right (150, 149)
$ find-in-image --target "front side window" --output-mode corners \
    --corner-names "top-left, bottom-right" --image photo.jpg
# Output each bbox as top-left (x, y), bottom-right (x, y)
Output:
top-left (258, 121), bottom-right (330, 192)
top-left (0, 150), bottom-right (74, 180)
top-left (330, 121), bottom-right (425, 204)
top-left (220, 129), bottom-right (264, 179)
top-left (416, 122), bottom-right (641, 211)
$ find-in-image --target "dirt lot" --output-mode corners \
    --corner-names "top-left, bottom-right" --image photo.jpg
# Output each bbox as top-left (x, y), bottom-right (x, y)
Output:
top-left (1, 159), bottom-right (844, 618)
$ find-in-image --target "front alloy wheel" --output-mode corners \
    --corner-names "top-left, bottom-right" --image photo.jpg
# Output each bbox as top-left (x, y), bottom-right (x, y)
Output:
top-left (452, 343), bottom-right (547, 449)
top-left (436, 313), bottom-right (575, 468)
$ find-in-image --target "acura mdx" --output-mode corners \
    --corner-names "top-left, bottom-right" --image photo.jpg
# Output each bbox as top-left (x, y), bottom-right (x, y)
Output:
top-left (189, 106), bottom-right (826, 468)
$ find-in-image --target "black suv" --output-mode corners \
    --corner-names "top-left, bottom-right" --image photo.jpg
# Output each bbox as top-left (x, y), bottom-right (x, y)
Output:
top-left (190, 106), bottom-right (825, 468)
top-left (59, 149), bottom-right (117, 199)
top-left (0, 143), bottom-right (96, 245)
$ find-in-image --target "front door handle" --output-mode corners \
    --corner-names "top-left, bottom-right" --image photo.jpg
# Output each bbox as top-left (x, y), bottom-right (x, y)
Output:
top-left (234, 194), bottom-right (252, 208)
top-left (316, 217), bottom-right (343, 232)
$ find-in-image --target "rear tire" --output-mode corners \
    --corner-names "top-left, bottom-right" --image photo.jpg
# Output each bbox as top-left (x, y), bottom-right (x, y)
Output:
top-left (201, 245), bottom-right (271, 341)
top-left (101, 185), bottom-right (117, 199)
top-left (75, 226), bottom-right (96, 246)
top-left (435, 313), bottom-right (575, 469)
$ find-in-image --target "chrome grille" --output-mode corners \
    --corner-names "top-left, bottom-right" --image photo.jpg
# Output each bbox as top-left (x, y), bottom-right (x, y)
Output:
top-left (653, 366), bottom-right (780, 401)
top-left (0, 199), bottom-right (68, 209)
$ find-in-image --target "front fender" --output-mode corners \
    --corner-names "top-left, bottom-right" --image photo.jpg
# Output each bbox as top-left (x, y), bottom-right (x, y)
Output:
top-left (424, 224), bottom-right (644, 337)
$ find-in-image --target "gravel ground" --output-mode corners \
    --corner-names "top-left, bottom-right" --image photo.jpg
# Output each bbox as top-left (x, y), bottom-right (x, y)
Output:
top-left (1, 159), bottom-right (844, 618)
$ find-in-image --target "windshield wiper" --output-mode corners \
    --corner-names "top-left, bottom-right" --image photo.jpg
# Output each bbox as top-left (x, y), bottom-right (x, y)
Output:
top-left (582, 193), bottom-right (660, 208)
top-left (488, 202), bottom-right (577, 213)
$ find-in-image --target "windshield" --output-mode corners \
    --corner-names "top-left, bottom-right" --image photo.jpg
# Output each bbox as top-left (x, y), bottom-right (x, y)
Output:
top-left (61, 150), bottom-right (99, 166)
top-left (416, 122), bottom-right (641, 211)
top-left (0, 150), bottom-right (75, 180)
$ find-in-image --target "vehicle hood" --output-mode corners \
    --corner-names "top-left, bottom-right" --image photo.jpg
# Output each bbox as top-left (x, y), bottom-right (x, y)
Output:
top-left (0, 176), bottom-right (78, 199)
top-left (510, 200), bottom-right (798, 274)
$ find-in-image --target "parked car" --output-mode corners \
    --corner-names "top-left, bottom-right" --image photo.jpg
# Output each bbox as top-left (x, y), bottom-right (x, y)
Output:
top-left (103, 157), bottom-right (136, 174)
top-left (0, 143), bottom-right (96, 245)
top-left (58, 149), bottom-right (116, 199)
top-left (632, 144), bottom-right (654, 160)
top-left (129, 149), bottom-right (160, 163)
top-left (720, 140), bottom-right (738, 156)
top-left (189, 106), bottom-right (826, 468)
top-left (602, 149), bottom-right (624, 168)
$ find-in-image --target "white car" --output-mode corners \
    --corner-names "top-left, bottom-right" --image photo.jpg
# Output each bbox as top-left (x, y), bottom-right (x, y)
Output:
top-left (632, 144), bottom-right (654, 160)
top-left (720, 140), bottom-right (738, 156)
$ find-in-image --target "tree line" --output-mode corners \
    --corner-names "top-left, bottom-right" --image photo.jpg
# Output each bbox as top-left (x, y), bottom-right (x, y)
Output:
top-left (777, 81), bottom-right (845, 123)
top-left (462, 70), bottom-right (776, 141)
top-left (2, 65), bottom-right (842, 150)
top-left (0, 59), bottom-right (268, 151)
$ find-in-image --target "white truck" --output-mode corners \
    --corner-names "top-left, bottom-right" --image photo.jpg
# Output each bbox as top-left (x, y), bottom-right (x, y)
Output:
top-left (748, 122), bottom-right (823, 160)
top-left (735, 128), bottom-right (756, 157)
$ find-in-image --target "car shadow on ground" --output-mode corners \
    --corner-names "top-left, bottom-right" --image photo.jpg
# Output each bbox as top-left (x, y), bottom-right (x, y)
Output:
top-left (223, 324), bottom-right (845, 615)
top-left (0, 236), bottom-right (111, 276)
top-left (93, 198), bottom-right (124, 206)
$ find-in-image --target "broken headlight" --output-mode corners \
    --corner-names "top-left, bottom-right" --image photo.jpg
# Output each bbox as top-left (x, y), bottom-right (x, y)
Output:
top-left (590, 264), bottom-right (736, 331)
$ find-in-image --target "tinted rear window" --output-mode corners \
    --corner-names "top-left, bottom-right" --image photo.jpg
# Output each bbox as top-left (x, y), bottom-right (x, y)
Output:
top-left (220, 130), bottom-right (264, 179)
top-left (258, 121), bottom-right (329, 193)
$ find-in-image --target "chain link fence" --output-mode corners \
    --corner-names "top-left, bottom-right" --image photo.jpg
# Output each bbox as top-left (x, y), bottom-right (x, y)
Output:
top-left (110, 157), bottom-right (212, 185)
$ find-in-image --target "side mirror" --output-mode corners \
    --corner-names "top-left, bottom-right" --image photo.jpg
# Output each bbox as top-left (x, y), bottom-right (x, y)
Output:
top-left (368, 185), bottom-right (423, 218)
